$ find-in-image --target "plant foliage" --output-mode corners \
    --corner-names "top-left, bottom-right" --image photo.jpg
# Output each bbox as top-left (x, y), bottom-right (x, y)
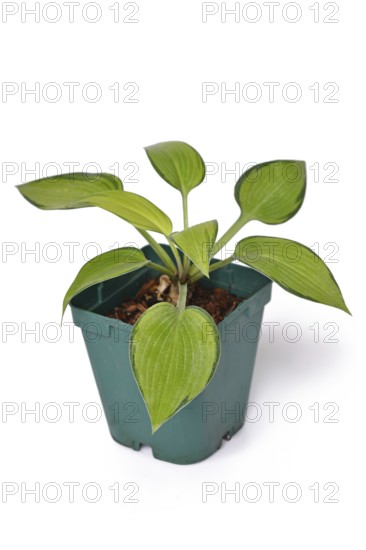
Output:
top-left (17, 141), bottom-right (350, 432)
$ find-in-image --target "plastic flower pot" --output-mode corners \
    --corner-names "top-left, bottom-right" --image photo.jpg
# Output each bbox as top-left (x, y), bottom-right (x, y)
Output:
top-left (70, 245), bottom-right (272, 464)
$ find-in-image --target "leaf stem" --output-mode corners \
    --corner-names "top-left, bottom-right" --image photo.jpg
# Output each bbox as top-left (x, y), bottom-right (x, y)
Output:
top-left (182, 193), bottom-right (189, 230)
top-left (149, 261), bottom-right (177, 281)
top-left (168, 239), bottom-right (183, 274)
top-left (214, 214), bottom-right (249, 254)
top-left (209, 255), bottom-right (236, 273)
top-left (182, 192), bottom-right (191, 275)
top-left (138, 229), bottom-right (177, 273)
top-left (177, 282), bottom-right (188, 311)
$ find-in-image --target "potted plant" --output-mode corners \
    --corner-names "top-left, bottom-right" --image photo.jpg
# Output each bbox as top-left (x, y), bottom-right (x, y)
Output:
top-left (17, 141), bottom-right (350, 464)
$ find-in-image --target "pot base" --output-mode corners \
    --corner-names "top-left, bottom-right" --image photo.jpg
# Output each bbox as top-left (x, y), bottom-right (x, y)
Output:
top-left (110, 421), bottom-right (245, 465)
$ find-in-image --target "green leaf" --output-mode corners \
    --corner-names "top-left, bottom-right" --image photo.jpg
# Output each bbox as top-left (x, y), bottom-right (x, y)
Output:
top-left (17, 173), bottom-right (123, 209)
top-left (78, 190), bottom-right (173, 236)
top-left (235, 160), bottom-right (306, 224)
top-left (130, 302), bottom-right (220, 432)
top-left (172, 220), bottom-right (218, 277)
top-left (235, 236), bottom-right (350, 314)
top-left (145, 141), bottom-right (206, 196)
top-left (62, 247), bottom-right (149, 317)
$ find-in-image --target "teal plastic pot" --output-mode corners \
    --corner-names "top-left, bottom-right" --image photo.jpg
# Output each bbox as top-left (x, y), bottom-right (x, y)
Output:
top-left (70, 245), bottom-right (272, 464)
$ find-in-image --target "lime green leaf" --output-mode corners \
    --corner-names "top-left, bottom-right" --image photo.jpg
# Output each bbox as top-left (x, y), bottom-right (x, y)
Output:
top-left (235, 160), bottom-right (306, 224)
top-left (130, 302), bottom-right (220, 432)
top-left (62, 247), bottom-right (149, 317)
top-left (78, 190), bottom-right (173, 236)
top-left (145, 141), bottom-right (206, 196)
top-left (172, 220), bottom-right (218, 277)
top-left (235, 236), bottom-right (350, 314)
top-left (17, 173), bottom-right (123, 209)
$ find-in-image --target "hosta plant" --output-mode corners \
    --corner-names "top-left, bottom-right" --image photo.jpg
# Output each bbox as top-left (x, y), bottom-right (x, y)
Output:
top-left (17, 141), bottom-right (350, 432)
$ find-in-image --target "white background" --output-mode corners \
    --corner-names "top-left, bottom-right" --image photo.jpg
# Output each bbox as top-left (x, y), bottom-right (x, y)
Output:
top-left (0, 1), bottom-right (364, 548)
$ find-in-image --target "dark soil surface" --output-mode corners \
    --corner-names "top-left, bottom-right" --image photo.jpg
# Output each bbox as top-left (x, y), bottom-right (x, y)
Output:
top-left (106, 276), bottom-right (244, 325)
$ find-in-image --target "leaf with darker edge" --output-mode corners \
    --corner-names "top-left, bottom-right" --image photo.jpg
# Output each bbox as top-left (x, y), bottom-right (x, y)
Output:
top-left (130, 302), bottom-right (220, 432)
top-left (17, 173), bottom-right (123, 209)
top-left (235, 160), bottom-right (306, 224)
top-left (62, 247), bottom-right (149, 317)
top-left (235, 236), bottom-right (350, 314)
top-left (145, 141), bottom-right (206, 196)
